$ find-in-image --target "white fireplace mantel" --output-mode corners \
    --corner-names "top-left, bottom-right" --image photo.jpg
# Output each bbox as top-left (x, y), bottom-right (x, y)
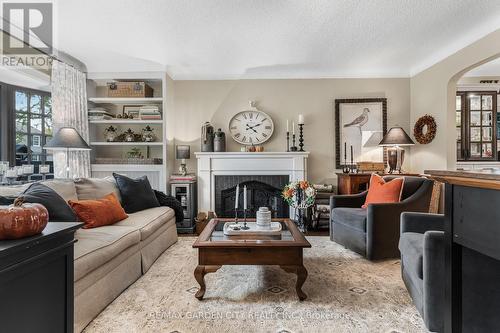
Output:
top-left (195, 152), bottom-right (309, 212)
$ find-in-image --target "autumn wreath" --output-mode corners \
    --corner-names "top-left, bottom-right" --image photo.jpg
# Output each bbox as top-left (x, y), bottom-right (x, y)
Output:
top-left (413, 114), bottom-right (437, 144)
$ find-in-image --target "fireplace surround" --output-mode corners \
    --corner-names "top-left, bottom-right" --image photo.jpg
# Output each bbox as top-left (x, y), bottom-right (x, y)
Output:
top-left (195, 152), bottom-right (309, 216)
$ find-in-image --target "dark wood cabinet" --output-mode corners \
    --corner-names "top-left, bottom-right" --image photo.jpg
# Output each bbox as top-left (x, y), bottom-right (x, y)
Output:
top-left (456, 91), bottom-right (498, 161)
top-left (428, 171), bottom-right (500, 332)
top-left (336, 172), bottom-right (422, 195)
top-left (0, 222), bottom-right (81, 333)
top-left (336, 173), bottom-right (371, 195)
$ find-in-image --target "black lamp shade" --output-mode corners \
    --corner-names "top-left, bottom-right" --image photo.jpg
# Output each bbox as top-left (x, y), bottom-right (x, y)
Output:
top-left (379, 127), bottom-right (415, 146)
top-left (44, 127), bottom-right (91, 151)
top-left (176, 145), bottom-right (191, 159)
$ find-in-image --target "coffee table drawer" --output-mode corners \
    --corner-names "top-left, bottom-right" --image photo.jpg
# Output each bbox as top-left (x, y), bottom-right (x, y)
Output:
top-left (198, 247), bottom-right (302, 265)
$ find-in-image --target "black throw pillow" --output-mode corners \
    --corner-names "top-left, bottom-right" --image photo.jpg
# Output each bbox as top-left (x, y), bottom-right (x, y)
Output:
top-left (154, 190), bottom-right (184, 222)
top-left (0, 196), bottom-right (16, 205)
top-left (113, 173), bottom-right (160, 213)
top-left (22, 183), bottom-right (78, 222)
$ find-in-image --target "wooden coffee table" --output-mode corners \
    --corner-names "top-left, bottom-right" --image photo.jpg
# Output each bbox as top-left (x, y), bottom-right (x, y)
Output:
top-left (192, 218), bottom-right (311, 300)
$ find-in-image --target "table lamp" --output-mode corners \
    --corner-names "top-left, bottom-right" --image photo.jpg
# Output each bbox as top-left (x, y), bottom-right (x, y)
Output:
top-left (379, 126), bottom-right (415, 174)
top-left (43, 127), bottom-right (91, 179)
top-left (176, 145), bottom-right (191, 176)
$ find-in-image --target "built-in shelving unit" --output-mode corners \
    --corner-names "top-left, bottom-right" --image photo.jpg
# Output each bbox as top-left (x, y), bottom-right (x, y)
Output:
top-left (86, 73), bottom-right (167, 192)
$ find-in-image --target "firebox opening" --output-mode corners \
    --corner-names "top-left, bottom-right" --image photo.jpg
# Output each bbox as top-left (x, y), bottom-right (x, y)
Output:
top-left (215, 175), bottom-right (289, 218)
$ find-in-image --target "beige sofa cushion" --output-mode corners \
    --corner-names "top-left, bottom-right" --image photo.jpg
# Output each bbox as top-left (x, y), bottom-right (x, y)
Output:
top-left (74, 177), bottom-right (121, 202)
top-left (41, 179), bottom-right (78, 201)
top-left (74, 225), bottom-right (140, 281)
top-left (114, 206), bottom-right (175, 241)
top-left (0, 183), bottom-right (29, 197)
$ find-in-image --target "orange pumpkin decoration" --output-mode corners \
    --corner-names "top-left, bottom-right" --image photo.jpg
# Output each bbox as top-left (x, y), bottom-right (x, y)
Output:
top-left (0, 197), bottom-right (49, 240)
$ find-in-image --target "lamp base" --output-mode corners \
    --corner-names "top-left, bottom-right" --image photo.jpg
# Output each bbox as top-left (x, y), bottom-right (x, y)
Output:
top-left (179, 164), bottom-right (187, 176)
top-left (387, 147), bottom-right (405, 174)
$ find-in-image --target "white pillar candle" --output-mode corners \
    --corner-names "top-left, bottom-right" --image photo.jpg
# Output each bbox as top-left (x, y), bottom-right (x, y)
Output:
top-left (298, 114), bottom-right (304, 125)
top-left (243, 185), bottom-right (247, 210)
top-left (292, 121), bottom-right (295, 135)
top-left (286, 119), bottom-right (289, 132)
top-left (235, 184), bottom-right (239, 209)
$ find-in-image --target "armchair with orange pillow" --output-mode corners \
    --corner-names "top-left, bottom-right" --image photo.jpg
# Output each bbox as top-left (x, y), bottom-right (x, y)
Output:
top-left (329, 174), bottom-right (434, 260)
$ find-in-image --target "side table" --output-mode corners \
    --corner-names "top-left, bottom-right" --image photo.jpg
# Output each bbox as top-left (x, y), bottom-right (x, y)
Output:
top-left (171, 179), bottom-right (197, 233)
top-left (0, 222), bottom-right (82, 333)
top-left (336, 173), bottom-right (371, 195)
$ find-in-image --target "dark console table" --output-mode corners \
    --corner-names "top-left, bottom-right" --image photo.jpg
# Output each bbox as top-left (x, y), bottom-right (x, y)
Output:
top-left (0, 222), bottom-right (81, 333)
top-left (427, 170), bottom-right (500, 333)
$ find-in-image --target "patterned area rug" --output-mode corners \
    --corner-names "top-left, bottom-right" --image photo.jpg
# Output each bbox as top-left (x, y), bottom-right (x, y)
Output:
top-left (84, 237), bottom-right (426, 333)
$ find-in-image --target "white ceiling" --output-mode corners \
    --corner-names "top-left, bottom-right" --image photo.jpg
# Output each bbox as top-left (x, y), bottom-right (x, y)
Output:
top-left (55, 0), bottom-right (500, 79)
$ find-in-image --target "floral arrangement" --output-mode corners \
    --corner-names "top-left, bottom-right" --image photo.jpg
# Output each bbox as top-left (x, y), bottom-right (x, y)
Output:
top-left (282, 180), bottom-right (316, 209)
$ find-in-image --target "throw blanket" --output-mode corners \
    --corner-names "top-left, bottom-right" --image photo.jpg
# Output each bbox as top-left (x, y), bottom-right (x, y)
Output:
top-left (154, 190), bottom-right (184, 222)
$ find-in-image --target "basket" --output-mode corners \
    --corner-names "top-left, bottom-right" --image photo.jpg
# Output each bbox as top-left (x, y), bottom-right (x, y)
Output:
top-left (357, 161), bottom-right (385, 173)
top-left (107, 82), bottom-right (154, 98)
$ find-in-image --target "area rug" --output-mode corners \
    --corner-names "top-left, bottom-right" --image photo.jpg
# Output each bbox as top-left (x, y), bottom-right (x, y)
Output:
top-left (84, 237), bottom-right (426, 333)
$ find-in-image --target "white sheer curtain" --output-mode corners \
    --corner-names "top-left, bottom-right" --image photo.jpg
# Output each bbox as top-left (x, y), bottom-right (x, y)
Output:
top-left (51, 60), bottom-right (90, 178)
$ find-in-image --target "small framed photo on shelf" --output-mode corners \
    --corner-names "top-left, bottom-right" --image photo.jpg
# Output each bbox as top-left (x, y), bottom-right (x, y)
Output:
top-left (122, 105), bottom-right (141, 119)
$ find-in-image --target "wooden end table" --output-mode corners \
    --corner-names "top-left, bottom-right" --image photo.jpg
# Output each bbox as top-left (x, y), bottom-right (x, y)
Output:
top-left (192, 218), bottom-right (311, 301)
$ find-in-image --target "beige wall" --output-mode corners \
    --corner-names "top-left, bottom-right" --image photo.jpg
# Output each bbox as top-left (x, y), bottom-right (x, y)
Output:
top-left (171, 78), bottom-right (410, 184)
top-left (410, 29), bottom-right (500, 173)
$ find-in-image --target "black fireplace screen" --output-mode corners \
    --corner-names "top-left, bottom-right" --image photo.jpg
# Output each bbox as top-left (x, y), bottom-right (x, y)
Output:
top-left (215, 175), bottom-right (289, 218)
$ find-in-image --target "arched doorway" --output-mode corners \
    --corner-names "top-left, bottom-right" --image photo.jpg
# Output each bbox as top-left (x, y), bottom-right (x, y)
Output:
top-left (452, 58), bottom-right (500, 168)
top-left (409, 29), bottom-right (500, 173)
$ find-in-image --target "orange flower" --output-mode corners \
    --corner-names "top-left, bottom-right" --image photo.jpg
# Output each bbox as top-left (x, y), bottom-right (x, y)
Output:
top-left (283, 188), bottom-right (295, 198)
top-left (299, 181), bottom-right (309, 190)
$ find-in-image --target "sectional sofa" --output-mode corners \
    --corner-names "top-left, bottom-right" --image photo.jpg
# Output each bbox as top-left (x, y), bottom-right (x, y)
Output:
top-left (0, 178), bottom-right (178, 332)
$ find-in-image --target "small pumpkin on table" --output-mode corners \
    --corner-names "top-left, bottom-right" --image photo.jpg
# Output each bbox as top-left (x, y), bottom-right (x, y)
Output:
top-left (0, 197), bottom-right (49, 240)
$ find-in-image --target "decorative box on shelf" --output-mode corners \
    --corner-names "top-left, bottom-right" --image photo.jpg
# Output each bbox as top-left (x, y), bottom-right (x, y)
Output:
top-left (170, 175), bottom-right (197, 234)
top-left (107, 81), bottom-right (153, 98)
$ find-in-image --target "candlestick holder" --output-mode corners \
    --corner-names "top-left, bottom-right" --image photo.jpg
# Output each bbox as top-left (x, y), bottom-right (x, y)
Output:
top-left (241, 209), bottom-right (250, 230)
top-left (286, 131), bottom-right (290, 152)
top-left (342, 164), bottom-right (350, 173)
top-left (298, 124), bottom-right (304, 152)
top-left (290, 134), bottom-right (298, 152)
top-left (234, 209), bottom-right (239, 224)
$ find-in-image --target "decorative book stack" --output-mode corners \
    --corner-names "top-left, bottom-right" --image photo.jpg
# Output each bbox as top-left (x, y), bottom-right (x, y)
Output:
top-left (139, 105), bottom-right (162, 120)
top-left (170, 174), bottom-right (196, 182)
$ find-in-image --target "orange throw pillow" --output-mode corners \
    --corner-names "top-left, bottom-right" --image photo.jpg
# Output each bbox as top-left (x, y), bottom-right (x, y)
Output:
top-left (68, 193), bottom-right (128, 229)
top-left (362, 174), bottom-right (404, 208)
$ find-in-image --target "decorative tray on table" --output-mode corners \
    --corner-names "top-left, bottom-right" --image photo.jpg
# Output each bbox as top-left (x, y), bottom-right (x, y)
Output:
top-left (223, 222), bottom-right (282, 236)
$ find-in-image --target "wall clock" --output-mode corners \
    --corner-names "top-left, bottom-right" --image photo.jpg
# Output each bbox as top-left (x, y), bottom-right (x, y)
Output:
top-left (228, 102), bottom-right (274, 145)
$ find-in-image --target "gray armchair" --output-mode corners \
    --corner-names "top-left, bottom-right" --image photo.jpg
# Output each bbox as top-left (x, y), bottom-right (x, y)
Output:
top-left (330, 176), bottom-right (434, 260)
top-left (399, 212), bottom-right (445, 333)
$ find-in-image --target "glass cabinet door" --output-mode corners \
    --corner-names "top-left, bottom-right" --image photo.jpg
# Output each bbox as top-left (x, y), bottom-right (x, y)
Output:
top-left (457, 91), bottom-right (497, 161)
top-left (456, 94), bottom-right (465, 160)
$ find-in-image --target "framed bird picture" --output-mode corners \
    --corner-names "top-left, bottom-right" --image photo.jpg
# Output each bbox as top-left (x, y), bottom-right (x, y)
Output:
top-left (335, 98), bottom-right (387, 169)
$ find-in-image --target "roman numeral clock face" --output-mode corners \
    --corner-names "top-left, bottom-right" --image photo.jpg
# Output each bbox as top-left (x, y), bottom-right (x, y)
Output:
top-left (229, 110), bottom-right (274, 145)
